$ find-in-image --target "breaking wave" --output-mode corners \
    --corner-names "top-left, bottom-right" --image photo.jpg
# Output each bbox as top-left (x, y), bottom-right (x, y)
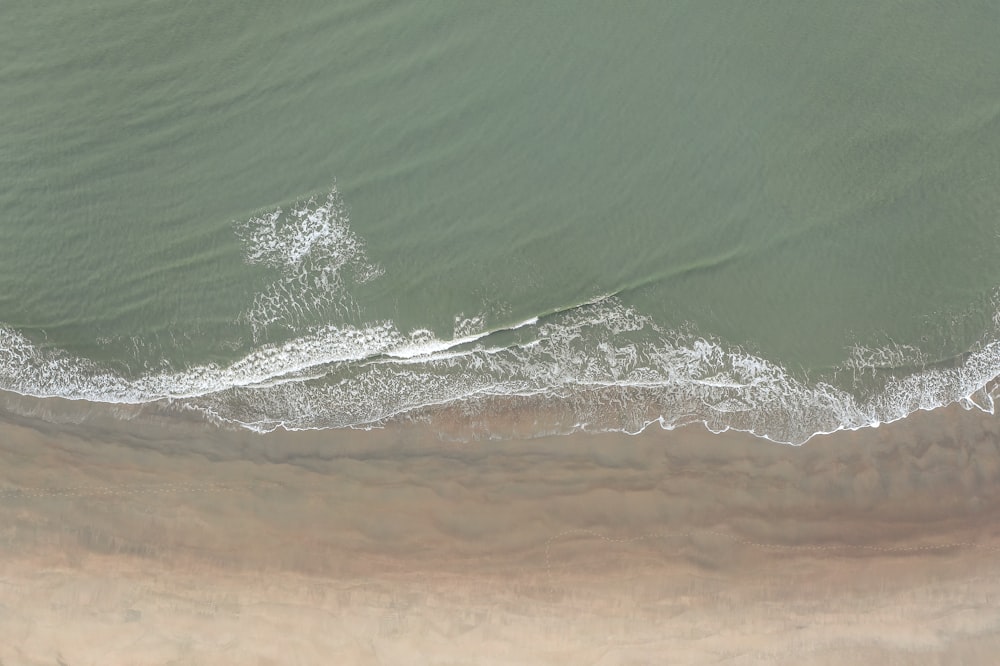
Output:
top-left (1, 294), bottom-right (998, 444)
top-left (1, 185), bottom-right (998, 445)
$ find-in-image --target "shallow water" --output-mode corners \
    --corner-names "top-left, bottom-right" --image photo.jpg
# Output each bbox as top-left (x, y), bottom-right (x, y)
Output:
top-left (2, 2), bottom-right (999, 442)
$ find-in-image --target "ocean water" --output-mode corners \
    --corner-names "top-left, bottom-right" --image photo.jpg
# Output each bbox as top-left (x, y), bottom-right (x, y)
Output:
top-left (2, 2), bottom-right (999, 443)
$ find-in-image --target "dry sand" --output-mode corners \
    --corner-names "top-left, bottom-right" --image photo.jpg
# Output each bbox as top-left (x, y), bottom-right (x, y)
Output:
top-left (1, 393), bottom-right (1000, 665)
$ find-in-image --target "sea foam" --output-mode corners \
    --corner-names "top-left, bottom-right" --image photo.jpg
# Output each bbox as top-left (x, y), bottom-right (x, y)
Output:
top-left (186, 296), bottom-right (1000, 443)
top-left (235, 185), bottom-right (382, 340)
top-left (2, 185), bottom-right (999, 444)
top-left (2, 294), bottom-right (999, 444)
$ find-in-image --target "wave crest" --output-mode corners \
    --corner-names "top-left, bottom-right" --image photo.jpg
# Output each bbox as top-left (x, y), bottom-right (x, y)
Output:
top-left (3, 181), bottom-right (998, 444)
top-left (2, 293), bottom-right (998, 444)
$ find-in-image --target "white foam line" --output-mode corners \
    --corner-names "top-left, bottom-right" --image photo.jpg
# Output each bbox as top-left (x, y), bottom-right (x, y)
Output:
top-left (207, 330), bottom-right (997, 444)
top-left (383, 315), bottom-right (540, 360)
top-left (382, 330), bottom-right (493, 359)
top-left (13, 181), bottom-right (997, 444)
top-left (212, 304), bottom-right (1000, 445)
top-left (0, 314), bottom-right (538, 404)
top-left (4, 296), bottom-right (1000, 446)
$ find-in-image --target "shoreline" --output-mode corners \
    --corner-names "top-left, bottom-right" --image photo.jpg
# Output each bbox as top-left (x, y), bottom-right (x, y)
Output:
top-left (2, 392), bottom-right (1000, 663)
top-left (5, 300), bottom-right (1000, 446)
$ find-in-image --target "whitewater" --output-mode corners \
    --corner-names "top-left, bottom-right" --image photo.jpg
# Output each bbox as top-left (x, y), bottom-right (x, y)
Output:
top-left (1, 186), bottom-right (997, 445)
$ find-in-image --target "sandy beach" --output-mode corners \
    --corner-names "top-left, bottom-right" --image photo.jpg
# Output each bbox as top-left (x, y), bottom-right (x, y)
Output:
top-left (5, 2), bottom-right (1000, 664)
top-left (1, 393), bottom-right (1000, 665)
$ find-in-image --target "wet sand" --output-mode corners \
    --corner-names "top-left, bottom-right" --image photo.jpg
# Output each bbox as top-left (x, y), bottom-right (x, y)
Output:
top-left (2, 395), bottom-right (1000, 665)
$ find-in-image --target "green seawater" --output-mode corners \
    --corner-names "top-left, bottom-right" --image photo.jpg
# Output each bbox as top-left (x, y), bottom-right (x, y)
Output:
top-left (2, 2), bottom-right (999, 442)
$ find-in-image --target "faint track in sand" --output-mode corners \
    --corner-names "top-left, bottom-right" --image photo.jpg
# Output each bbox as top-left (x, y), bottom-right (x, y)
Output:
top-left (0, 482), bottom-right (245, 500)
top-left (544, 527), bottom-right (1000, 583)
